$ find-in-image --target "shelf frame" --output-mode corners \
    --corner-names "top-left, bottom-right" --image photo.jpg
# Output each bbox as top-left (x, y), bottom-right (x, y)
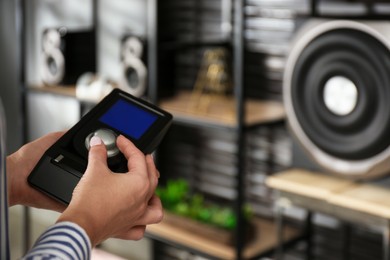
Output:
top-left (233, 0), bottom-right (246, 258)
top-left (19, 0), bottom-right (292, 259)
top-left (146, 212), bottom-right (301, 260)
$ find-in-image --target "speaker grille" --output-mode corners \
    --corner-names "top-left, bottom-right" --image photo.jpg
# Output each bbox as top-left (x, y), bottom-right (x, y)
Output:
top-left (290, 28), bottom-right (390, 160)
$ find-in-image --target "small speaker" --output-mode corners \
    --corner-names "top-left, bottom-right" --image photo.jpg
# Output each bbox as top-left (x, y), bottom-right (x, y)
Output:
top-left (119, 35), bottom-right (147, 97)
top-left (284, 19), bottom-right (390, 179)
top-left (41, 27), bottom-right (96, 86)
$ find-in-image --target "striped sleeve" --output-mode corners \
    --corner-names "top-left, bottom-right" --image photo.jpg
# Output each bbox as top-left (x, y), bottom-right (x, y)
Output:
top-left (23, 222), bottom-right (91, 260)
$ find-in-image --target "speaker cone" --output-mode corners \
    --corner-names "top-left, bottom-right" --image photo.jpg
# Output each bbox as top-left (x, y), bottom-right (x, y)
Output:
top-left (41, 29), bottom-right (65, 85)
top-left (284, 20), bottom-right (390, 178)
top-left (120, 36), bottom-right (147, 97)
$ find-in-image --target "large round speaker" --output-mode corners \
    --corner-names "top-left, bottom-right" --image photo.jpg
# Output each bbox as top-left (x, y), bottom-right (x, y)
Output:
top-left (284, 19), bottom-right (390, 179)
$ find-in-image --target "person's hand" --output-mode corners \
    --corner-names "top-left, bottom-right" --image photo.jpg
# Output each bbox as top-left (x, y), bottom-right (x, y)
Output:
top-left (57, 135), bottom-right (163, 247)
top-left (7, 131), bottom-right (66, 212)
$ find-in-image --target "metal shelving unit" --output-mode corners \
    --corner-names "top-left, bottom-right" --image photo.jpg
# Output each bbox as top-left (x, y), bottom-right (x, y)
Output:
top-left (147, 1), bottom-right (300, 259)
top-left (17, 0), bottom-right (300, 259)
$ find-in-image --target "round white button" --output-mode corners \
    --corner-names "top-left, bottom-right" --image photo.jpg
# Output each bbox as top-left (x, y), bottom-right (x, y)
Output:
top-left (85, 128), bottom-right (119, 157)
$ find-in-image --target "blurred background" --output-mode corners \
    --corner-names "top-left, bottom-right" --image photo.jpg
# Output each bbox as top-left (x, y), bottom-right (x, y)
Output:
top-left (2, 0), bottom-right (390, 259)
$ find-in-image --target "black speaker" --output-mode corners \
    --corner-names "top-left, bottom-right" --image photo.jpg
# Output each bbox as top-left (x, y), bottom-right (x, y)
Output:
top-left (119, 35), bottom-right (148, 97)
top-left (41, 27), bottom-right (96, 86)
top-left (284, 19), bottom-right (390, 179)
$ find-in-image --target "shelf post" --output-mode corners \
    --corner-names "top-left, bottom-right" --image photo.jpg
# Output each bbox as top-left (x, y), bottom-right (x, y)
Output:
top-left (16, 0), bottom-right (32, 253)
top-left (147, 0), bottom-right (158, 104)
top-left (233, 0), bottom-right (245, 259)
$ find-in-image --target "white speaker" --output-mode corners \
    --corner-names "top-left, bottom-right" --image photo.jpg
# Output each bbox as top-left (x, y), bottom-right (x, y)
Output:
top-left (284, 19), bottom-right (390, 179)
top-left (41, 28), bottom-right (65, 85)
top-left (119, 35), bottom-right (147, 97)
top-left (40, 27), bottom-right (96, 86)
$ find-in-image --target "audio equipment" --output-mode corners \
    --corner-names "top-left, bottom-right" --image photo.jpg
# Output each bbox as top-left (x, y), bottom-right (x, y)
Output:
top-left (119, 35), bottom-right (148, 97)
top-left (244, 0), bottom-right (310, 100)
top-left (28, 89), bottom-right (172, 204)
top-left (41, 27), bottom-right (96, 86)
top-left (284, 19), bottom-right (390, 179)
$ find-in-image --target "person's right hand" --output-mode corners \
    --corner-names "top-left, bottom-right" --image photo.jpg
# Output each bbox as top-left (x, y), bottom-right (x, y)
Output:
top-left (56, 135), bottom-right (163, 247)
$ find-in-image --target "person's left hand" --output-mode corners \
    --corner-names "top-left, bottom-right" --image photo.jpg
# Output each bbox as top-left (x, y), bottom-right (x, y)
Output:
top-left (7, 131), bottom-right (66, 212)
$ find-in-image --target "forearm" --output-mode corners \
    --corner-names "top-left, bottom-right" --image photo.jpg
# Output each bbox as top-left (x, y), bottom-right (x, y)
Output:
top-left (22, 222), bottom-right (91, 260)
top-left (6, 153), bottom-right (21, 206)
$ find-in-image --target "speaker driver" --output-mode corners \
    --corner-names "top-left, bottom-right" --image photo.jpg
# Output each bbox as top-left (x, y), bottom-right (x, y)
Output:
top-left (40, 27), bottom-right (96, 86)
top-left (284, 20), bottom-right (390, 179)
top-left (41, 29), bottom-right (65, 85)
top-left (120, 36), bottom-right (147, 97)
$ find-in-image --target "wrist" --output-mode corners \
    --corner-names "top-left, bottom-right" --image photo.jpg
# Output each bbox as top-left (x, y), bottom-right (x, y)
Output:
top-left (57, 207), bottom-right (100, 247)
top-left (6, 153), bottom-right (22, 206)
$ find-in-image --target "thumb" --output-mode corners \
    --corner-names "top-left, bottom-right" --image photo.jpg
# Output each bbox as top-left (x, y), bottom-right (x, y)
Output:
top-left (88, 136), bottom-right (108, 167)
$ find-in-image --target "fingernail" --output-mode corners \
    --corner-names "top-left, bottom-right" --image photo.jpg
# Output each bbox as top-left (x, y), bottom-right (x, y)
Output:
top-left (90, 136), bottom-right (103, 147)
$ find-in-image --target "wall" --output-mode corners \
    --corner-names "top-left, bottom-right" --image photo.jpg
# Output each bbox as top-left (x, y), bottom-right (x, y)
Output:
top-left (97, 0), bottom-right (147, 81)
top-left (0, 0), bottom-right (23, 153)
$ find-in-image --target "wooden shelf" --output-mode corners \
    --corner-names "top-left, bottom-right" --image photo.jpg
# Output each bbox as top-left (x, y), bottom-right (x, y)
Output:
top-left (27, 87), bottom-right (286, 127)
top-left (266, 169), bottom-right (355, 201)
top-left (266, 169), bottom-right (390, 260)
top-left (160, 91), bottom-right (286, 128)
top-left (329, 182), bottom-right (390, 219)
top-left (27, 85), bottom-right (110, 104)
top-left (28, 85), bottom-right (77, 97)
top-left (266, 168), bottom-right (390, 220)
top-left (146, 211), bottom-right (300, 260)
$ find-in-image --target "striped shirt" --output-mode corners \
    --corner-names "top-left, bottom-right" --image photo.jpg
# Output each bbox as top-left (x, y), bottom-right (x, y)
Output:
top-left (23, 222), bottom-right (91, 260)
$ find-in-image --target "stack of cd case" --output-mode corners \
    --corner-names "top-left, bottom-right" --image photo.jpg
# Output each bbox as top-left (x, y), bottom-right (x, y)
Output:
top-left (158, 0), bottom-right (232, 44)
top-left (244, 0), bottom-right (310, 100)
top-left (158, 122), bottom-right (292, 218)
top-left (173, 47), bottom-right (209, 91)
top-left (245, 123), bottom-right (292, 217)
top-left (310, 214), bottom-right (384, 260)
top-left (315, 0), bottom-right (390, 17)
top-left (157, 0), bottom-right (233, 94)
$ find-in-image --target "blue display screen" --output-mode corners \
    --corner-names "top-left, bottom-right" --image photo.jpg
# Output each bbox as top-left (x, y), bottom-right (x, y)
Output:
top-left (99, 99), bottom-right (158, 139)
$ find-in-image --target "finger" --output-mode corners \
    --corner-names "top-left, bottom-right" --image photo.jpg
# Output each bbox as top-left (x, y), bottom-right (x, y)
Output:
top-left (46, 131), bottom-right (66, 141)
top-left (87, 136), bottom-right (108, 169)
top-left (116, 135), bottom-right (144, 161)
top-left (115, 226), bottom-right (146, 241)
top-left (31, 131), bottom-right (65, 151)
top-left (145, 195), bottom-right (164, 224)
top-left (116, 135), bottom-right (147, 174)
top-left (146, 155), bottom-right (159, 178)
top-left (145, 155), bottom-right (159, 193)
top-left (136, 195), bottom-right (163, 226)
top-left (148, 194), bottom-right (163, 208)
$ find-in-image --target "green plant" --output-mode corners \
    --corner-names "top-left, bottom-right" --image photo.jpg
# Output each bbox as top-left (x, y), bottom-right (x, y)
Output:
top-left (156, 179), bottom-right (253, 230)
